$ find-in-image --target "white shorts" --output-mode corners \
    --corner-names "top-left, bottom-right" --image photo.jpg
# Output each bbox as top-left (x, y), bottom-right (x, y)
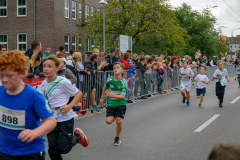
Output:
top-left (180, 83), bottom-right (192, 92)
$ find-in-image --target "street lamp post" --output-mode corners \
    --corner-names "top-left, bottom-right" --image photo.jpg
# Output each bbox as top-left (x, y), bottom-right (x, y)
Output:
top-left (231, 28), bottom-right (240, 58)
top-left (99, 0), bottom-right (108, 53)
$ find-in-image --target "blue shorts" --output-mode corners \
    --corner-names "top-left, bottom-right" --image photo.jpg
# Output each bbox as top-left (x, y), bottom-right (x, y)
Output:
top-left (196, 88), bottom-right (206, 96)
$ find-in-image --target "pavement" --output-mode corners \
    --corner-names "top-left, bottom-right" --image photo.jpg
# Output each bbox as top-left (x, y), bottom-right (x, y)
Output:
top-left (45, 76), bottom-right (240, 160)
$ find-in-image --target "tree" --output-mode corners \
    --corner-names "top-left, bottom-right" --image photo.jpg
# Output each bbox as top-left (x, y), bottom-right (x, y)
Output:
top-left (174, 3), bottom-right (219, 58)
top-left (76, 0), bottom-right (188, 55)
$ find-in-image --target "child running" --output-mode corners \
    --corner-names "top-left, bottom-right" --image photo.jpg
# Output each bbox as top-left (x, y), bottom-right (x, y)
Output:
top-left (213, 61), bottom-right (230, 107)
top-left (40, 55), bottom-right (88, 160)
top-left (0, 50), bottom-right (56, 160)
top-left (194, 66), bottom-right (209, 108)
top-left (179, 60), bottom-right (195, 106)
top-left (235, 64), bottom-right (240, 88)
top-left (100, 62), bottom-right (127, 145)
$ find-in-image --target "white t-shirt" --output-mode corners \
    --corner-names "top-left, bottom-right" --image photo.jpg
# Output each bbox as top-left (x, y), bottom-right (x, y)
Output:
top-left (213, 69), bottom-right (228, 83)
top-left (40, 76), bottom-right (78, 122)
top-left (195, 74), bottom-right (209, 89)
top-left (180, 67), bottom-right (194, 84)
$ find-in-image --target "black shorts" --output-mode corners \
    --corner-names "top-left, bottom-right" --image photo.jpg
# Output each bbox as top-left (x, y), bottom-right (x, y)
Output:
top-left (106, 105), bottom-right (127, 119)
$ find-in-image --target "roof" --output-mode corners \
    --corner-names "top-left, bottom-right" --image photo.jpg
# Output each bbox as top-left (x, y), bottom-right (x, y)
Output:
top-left (227, 35), bottom-right (240, 44)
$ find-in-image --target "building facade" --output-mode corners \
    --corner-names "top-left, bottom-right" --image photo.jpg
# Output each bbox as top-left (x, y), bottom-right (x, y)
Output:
top-left (227, 35), bottom-right (240, 57)
top-left (0, 0), bottom-right (101, 54)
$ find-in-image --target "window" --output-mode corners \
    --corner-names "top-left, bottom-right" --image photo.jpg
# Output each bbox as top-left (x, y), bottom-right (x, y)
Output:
top-left (65, 35), bottom-right (69, 53)
top-left (91, 39), bottom-right (94, 48)
top-left (0, 34), bottom-right (7, 50)
top-left (65, 0), bottom-right (69, 18)
top-left (17, 33), bottom-right (27, 51)
top-left (72, 1), bottom-right (76, 20)
top-left (91, 7), bottom-right (94, 17)
top-left (17, 0), bottom-right (26, 16)
top-left (0, 0), bottom-right (7, 17)
top-left (85, 5), bottom-right (89, 19)
top-left (72, 36), bottom-right (76, 50)
top-left (86, 38), bottom-right (89, 51)
top-left (79, 3), bottom-right (81, 19)
top-left (79, 38), bottom-right (81, 50)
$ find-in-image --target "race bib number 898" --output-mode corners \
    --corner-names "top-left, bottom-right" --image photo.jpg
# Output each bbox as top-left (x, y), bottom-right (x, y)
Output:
top-left (0, 105), bottom-right (25, 130)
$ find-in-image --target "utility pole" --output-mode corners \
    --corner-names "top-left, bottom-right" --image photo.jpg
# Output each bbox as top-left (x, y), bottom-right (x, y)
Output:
top-left (81, 0), bottom-right (86, 62)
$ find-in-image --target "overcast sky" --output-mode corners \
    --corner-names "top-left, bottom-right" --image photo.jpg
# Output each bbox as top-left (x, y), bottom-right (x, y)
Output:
top-left (169, 0), bottom-right (240, 37)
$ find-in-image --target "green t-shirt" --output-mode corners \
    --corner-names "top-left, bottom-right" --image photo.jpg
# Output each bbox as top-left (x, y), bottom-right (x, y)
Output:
top-left (105, 76), bottom-right (127, 107)
top-left (237, 68), bottom-right (240, 78)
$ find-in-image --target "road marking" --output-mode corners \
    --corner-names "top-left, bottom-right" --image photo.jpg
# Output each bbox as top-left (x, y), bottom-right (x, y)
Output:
top-left (230, 96), bottom-right (240, 104)
top-left (194, 114), bottom-right (220, 133)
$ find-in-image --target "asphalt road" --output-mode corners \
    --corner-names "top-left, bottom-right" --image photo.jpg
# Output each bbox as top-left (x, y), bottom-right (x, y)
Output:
top-left (45, 76), bottom-right (240, 160)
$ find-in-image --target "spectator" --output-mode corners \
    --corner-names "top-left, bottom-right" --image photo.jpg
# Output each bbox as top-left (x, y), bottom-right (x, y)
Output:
top-left (105, 48), bottom-right (119, 71)
top-left (195, 49), bottom-right (201, 60)
top-left (163, 51), bottom-right (167, 60)
top-left (145, 57), bottom-right (156, 96)
top-left (166, 56), bottom-right (171, 67)
top-left (0, 44), bottom-right (6, 55)
top-left (176, 56), bottom-right (182, 67)
top-left (208, 143), bottom-right (240, 160)
top-left (140, 52), bottom-right (145, 58)
top-left (170, 56), bottom-right (177, 69)
top-left (77, 52), bottom-right (87, 92)
top-left (43, 48), bottom-right (52, 59)
top-left (84, 54), bottom-right (99, 112)
top-left (118, 51), bottom-right (123, 61)
top-left (59, 46), bottom-right (67, 58)
top-left (234, 58), bottom-right (239, 68)
top-left (97, 52), bottom-right (108, 71)
top-left (135, 57), bottom-right (147, 99)
top-left (156, 62), bottom-right (164, 93)
top-left (57, 52), bottom-right (66, 58)
top-left (27, 54), bottom-right (42, 78)
top-left (66, 52), bottom-right (81, 76)
top-left (69, 49), bottom-right (75, 57)
top-left (25, 40), bottom-right (43, 72)
top-left (132, 53), bottom-right (138, 66)
top-left (123, 72), bottom-right (131, 102)
top-left (126, 49), bottom-right (133, 61)
top-left (120, 52), bottom-right (130, 70)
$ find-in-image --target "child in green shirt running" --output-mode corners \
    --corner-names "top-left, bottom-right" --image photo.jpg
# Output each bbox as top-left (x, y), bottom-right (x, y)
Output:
top-left (100, 62), bottom-right (127, 146)
top-left (235, 64), bottom-right (240, 88)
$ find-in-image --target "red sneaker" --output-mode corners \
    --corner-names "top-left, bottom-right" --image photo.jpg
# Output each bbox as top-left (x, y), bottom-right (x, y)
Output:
top-left (74, 128), bottom-right (88, 147)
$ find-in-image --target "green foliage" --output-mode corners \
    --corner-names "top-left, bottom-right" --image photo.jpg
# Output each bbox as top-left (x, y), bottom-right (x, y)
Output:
top-left (77, 0), bottom-right (188, 55)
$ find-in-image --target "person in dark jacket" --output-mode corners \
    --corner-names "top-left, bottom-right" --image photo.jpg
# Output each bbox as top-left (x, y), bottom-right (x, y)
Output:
top-left (27, 54), bottom-right (43, 78)
top-left (134, 57), bottom-right (148, 99)
top-left (25, 40), bottom-right (43, 72)
top-left (105, 48), bottom-right (119, 71)
top-left (84, 54), bottom-right (99, 112)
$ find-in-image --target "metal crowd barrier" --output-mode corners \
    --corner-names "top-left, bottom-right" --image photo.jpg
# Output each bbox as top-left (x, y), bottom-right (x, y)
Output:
top-left (75, 65), bottom-right (236, 112)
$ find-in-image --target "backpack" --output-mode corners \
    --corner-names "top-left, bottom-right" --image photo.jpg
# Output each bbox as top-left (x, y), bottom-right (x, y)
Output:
top-left (66, 58), bottom-right (77, 76)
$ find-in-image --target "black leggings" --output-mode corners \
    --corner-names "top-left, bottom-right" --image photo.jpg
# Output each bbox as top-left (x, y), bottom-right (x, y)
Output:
top-left (47, 118), bottom-right (80, 160)
top-left (215, 82), bottom-right (226, 104)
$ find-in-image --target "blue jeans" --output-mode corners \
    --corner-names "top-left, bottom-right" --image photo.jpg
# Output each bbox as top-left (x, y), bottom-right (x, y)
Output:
top-left (157, 76), bottom-right (162, 91)
top-left (126, 88), bottom-right (131, 100)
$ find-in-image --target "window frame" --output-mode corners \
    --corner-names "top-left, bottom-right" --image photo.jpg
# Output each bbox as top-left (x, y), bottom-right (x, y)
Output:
top-left (0, 0), bottom-right (7, 17)
top-left (65, 0), bottom-right (69, 18)
top-left (17, 33), bottom-right (27, 52)
top-left (65, 35), bottom-right (69, 53)
top-left (17, 0), bottom-right (27, 17)
top-left (85, 5), bottom-right (89, 20)
top-left (79, 3), bottom-right (81, 19)
top-left (91, 6), bottom-right (94, 17)
top-left (72, 1), bottom-right (76, 20)
top-left (0, 34), bottom-right (8, 51)
top-left (72, 36), bottom-right (76, 50)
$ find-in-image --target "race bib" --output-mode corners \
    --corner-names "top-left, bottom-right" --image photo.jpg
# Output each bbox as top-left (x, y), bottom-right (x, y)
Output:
top-left (199, 81), bottom-right (204, 85)
top-left (182, 75), bottom-right (189, 81)
top-left (221, 82), bottom-right (227, 86)
top-left (0, 105), bottom-right (25, 130)
top-left (110, 91), bottom-right (121, 100)
top-left (237, 72), bottom-right (240, 75)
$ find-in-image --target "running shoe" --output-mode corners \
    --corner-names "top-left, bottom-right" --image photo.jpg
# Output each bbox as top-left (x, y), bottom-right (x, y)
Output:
top-left (74, 128), bottom-right (88, 147)
top-left (186, 102), bottom-right (190, 106)
top-left (199, 104), bottom-right (202, 108)
top-left (182, 97), bottom-right (186, 104)
top-left (238, 85), bottom-right (240, 88)
top-left (127, 100), bottom-right (134, 103)
top-left (90, 105), bottom-right (99, 112)
top-left (114, 137), bottom-right (121, 146)
top-left (219, 103), bottom-right (223, 108)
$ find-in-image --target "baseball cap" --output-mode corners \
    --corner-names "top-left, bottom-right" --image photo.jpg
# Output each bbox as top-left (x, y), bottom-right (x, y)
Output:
top-left (110, 48), bottom-right (115, 52)
top-left (47, 48), bottom-right (51, 51)
top-left (176, 56), bottom-right (180, 59)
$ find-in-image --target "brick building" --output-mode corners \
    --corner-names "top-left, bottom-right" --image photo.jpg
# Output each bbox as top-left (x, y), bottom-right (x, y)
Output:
top-left (0, 0), bottom-right (101, 54)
